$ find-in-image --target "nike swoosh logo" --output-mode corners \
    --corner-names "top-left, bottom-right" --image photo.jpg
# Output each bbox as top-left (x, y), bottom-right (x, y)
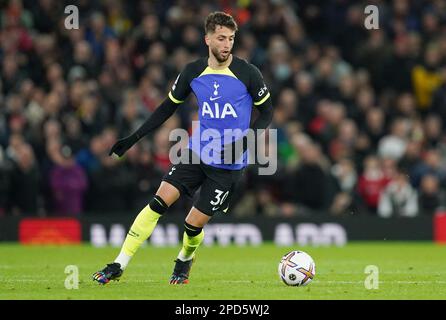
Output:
top-left (210, 96), bottom-right (221, 101)
top-left (212, 207), bottom-right (220, 211)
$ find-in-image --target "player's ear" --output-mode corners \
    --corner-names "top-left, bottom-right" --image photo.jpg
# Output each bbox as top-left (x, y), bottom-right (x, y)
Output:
top-left (204, 34), bottom-right (211, 46)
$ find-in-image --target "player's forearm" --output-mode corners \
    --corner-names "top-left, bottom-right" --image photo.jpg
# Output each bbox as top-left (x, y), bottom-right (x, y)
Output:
top-left (232, 97), bottom-right (273, 154)
top-left (251, 97), bottom-right (273, 131)
top-left (132, 97), bottom-right (178, 141)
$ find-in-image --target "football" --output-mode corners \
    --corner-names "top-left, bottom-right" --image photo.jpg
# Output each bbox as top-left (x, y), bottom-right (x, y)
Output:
top-left (278, 250), bottom-right (316, 286)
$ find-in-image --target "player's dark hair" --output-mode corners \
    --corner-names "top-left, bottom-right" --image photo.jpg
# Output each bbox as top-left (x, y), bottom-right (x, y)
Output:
top-left (204, 11), bottom-right (238, 34)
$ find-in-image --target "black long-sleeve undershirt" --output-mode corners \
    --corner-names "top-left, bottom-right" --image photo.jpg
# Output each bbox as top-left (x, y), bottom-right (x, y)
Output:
top-left (131, 97), bottom-right (178, 142)
top-left (131, 96), bottom-right (273, 143)
top-left (251, 96), bottom-right (273, 131)
top-left (220, 96), bottom-right (274, 161)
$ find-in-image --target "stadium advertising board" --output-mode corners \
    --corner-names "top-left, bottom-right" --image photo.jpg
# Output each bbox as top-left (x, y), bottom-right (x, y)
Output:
top-left (0, 215), bottom-right (436, 245)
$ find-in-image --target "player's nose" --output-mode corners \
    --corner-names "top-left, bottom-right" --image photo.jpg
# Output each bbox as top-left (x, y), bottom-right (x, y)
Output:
top-left (223, 39), bottom-right (231, 48)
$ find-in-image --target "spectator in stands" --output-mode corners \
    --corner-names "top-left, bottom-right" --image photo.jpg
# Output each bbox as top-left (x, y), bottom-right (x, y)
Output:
top-left (393, 93), bottom-right (418, 120)
top-left (0, 146), bottom-right (11, 216)
top-left (76, 134), bottom-right (106, 175)
top-left (411, 43), bottom-right (443, 113)
top-left (399, 140), bottom-right (423, 175)
top-left (115, 89), bottom-right (148, 138)
top-left (85, 11), bottom-right (116, 61)
top-left (0, 0), bottom-right (446, 217)
top-left (431, 67), bottom-right (446, 123)
top-left (63, 114), bottom-right (87, 154)
top-left (378, 167), bottom-right (418, 218)
top-left (357, 155), bottom-right (390, 214)
top-left (284, 137), bottom-right (331, 214)
top-left (8, 143), bottom-right (41, 216)
top-left (378, 118), bottom-right (410, 161)
top-left (49, 145), bottom-right (87, 216)
top-left (418, 174), bottom-right (443, 215)
top-left (329, 158), bottom-right (358, 216)
top-left (329, 118), bottom-right (358, 162)
top-left (124, 141), bottom-right (164, 210)
top-left (293, 71), bottom-right (318, 128)
top-left (410, 149), bottom-right (446, 188)
top-left (87, 153), bottom-right (132, 213)
top-left (364, 107), bottom-right (386, 151)
top-left (423, 114), bottom-right (442, 148)
top-left (384, 35), bottom-right (416, 93)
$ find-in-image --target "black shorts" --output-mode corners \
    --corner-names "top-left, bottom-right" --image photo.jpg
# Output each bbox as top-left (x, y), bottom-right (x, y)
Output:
top-left (162, 161), bottom-right (245, 216)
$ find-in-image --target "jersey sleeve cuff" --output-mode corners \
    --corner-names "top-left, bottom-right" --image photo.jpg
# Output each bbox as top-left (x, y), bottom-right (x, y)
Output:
top-left (168, 91), bottom-right (184, 104)
top-left (253, 92), bottom-right (270, 106)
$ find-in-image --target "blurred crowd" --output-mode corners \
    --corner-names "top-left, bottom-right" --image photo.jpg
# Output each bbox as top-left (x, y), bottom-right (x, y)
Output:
top-left (1, 0), bottom-right (446, 218)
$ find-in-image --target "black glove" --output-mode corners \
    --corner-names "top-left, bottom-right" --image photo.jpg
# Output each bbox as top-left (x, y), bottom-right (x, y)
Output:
top-left (109, 134), bottom-right (139, 157)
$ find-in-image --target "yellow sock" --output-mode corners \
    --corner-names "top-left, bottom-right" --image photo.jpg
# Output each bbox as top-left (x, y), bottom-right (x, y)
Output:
top-left (121, 204), bottom-right (162, 257)
top-left (178, 229), bottom-right (204, 261)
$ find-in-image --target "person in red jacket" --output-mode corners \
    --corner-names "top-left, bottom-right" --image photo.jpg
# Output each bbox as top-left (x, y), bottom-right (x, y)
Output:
top-left (357, 155), bottom-right (390, 214)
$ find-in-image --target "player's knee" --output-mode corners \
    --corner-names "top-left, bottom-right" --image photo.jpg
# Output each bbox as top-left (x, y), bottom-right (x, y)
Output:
top-left (148, 195), bottom-right (169, 215)
top-left (184, 222), bottom-right (203, 237)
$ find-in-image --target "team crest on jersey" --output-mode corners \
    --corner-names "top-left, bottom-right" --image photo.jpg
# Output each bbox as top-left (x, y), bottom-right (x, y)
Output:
top-left (210, 81), bottom-right (221, 101)
top-left (213, 81), bottom-right (219, 95)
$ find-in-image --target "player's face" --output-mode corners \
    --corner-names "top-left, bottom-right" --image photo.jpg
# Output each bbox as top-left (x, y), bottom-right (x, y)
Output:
top-left (206, 26), bottom-right (235, 63)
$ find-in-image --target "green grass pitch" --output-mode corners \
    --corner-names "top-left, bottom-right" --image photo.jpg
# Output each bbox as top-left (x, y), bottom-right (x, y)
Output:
top-left (0, 242), bottom-right (445, 300)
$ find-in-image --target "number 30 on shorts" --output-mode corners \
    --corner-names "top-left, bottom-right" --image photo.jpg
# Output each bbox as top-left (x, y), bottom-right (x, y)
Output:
top-left (210, 189), bottom-right (229, 207)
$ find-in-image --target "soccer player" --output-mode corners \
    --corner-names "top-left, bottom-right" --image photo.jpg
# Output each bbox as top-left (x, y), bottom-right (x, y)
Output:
top-left (92, 11), bottom-right (273, 285)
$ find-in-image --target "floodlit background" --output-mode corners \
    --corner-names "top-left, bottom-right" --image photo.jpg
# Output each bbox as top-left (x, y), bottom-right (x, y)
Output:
top-left (2, 0), bottom-right (446, 220)
top-left (1, 0), bottom-right (446, 300)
